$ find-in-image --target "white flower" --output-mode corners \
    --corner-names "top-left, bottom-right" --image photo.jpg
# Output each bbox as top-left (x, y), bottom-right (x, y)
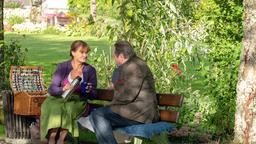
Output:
top-left (12, 22), bottom-right (47, 33)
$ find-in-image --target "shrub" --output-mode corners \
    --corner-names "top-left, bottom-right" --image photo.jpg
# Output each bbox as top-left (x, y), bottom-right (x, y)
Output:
top-left (106, 0), bottom-right (243, 139)
top-left (42, 26), bottom-right (63, 35)
top-left (65, 20), bottom-right (87, 37)
top-left (4, 0), bottom-right (24, 8)
top-left (7, 15), bottom-right (25, 26)
top-left (0, 40), bottom-right (27, 89)
top-left (65, 17), bottom-right (116, 37)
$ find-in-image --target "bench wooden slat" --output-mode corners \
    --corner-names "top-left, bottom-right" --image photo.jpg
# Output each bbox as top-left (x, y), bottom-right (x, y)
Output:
top-left (97, 89), bottom-right (183, 107)
top-left (157, 94), bottom-right (183, 107)
top-left (97, 89), bottom-right (114, 101)
top-left (159, 110), bottom-right (179, 123)
top-left (94, 89), bottom-right (182, 123)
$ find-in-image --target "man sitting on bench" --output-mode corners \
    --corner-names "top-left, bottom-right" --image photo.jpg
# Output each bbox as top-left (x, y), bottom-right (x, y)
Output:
top-left (88, 40), bottom-right (159, 144)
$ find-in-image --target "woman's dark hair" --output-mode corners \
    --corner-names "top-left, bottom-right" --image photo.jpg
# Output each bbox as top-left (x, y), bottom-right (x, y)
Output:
top-left (70, 40), bottom-right (90, 58)
top-left (114, 40), bottom-right (135, 59)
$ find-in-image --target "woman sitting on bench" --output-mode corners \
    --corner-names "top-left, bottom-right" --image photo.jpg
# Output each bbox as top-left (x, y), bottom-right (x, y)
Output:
top-left (40, 40), bottom-right (97, 144)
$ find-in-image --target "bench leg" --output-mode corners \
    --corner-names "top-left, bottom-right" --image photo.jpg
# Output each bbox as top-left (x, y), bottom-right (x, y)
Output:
top-left (133, 137), bottom-right (143, 144)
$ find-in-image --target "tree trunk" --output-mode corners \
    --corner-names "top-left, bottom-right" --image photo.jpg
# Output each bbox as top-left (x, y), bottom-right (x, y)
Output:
top-left (234, 1), bottom-right (256, 144)
top-left (0, 0), bottom-right (4, 90)
top-left (90, 0), bottom-right (96, 22)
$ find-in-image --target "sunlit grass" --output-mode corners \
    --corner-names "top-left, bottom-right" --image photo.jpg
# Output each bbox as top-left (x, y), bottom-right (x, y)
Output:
top-left (5, 32), bottom-right (111, 85)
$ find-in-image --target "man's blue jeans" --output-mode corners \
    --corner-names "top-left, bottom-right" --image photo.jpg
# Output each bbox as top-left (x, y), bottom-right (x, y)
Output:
top-left (89, 107), bottom-right (141, 144)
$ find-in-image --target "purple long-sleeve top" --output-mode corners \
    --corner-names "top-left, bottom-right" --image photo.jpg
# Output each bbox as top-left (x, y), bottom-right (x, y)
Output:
top-left (48, 60), bottom-right (97, 100)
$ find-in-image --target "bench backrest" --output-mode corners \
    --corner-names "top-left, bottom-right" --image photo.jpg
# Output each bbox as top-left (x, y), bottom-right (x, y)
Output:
top-left (9, 66), bottom-right (183, 121)
top-left (92, 89), bottom-right (183, 123)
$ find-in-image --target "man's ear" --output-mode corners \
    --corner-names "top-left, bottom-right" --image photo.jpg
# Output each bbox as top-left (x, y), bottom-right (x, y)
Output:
top-left (119, 54), bottom-right (124, 59)
top-left (120, 53), bottom-right (128, 60)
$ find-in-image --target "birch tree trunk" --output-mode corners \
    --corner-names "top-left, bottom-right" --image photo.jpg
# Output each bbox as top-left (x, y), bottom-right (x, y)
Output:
top-left (234, 1), bottom-right (256, 143)
top-left (90, 0), bottom-right (96, 22)
top-left (0, 0), bottom-right (4, 90)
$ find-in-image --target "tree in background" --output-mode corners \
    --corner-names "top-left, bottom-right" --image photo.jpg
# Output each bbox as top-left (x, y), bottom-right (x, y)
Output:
top-left (68, 0), bottom-right (117, 21)
top-left (235, 0), bottom-right (256, 143)
top-left (90, 0), bottom-right (96, 22)
top-left (0, 0), bottom-right (4, 90)
top-left (0, 1), bottom-right (26, 90)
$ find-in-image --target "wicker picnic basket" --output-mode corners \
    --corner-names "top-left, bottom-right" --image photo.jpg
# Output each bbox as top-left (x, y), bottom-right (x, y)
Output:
top-left (10, 66), bottom-right (48, 116)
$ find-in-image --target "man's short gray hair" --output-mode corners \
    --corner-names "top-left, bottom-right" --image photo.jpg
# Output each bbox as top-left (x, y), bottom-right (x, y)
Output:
top-left (114, 40), bottom-right (135, 59)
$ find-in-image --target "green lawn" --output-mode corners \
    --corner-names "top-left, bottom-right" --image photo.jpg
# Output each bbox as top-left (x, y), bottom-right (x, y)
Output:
top-left (5, 32), bottom-right (111, 85)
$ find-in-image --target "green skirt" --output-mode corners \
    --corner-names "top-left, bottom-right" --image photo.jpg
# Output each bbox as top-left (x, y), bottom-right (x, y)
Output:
top-left (40, 95), bottom-right (86, 140)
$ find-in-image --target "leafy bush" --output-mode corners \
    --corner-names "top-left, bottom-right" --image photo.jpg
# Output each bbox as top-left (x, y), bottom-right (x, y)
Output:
top-left (0, 40), bottom-right (27, 89)
top-left (7, 15), bottom-right (25, 26)
top-left (42, 26), bottom-right (63, 35)
top-left (87, 47), bottom-right (115, 88)
top-left (65, 20), bottom-right (88, 37)
top-left (193, 0), bottom-right (243, 136)
top-left (4, 0), bottom-right (24, 8)
top-left (106, 0), bottom-right (243, 139)
top-left (65, 17), bottom-right (114, 37)
top-left (68, 0), bottom-right (90, 17)
top-left (67, 0), bottom-right (119, 19)
top-left (66, 0), bottom-right (119, 37)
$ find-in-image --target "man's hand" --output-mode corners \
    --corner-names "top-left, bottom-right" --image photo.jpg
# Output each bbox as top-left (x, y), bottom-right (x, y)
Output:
top-left (107, 82), bottom-right (114, 90)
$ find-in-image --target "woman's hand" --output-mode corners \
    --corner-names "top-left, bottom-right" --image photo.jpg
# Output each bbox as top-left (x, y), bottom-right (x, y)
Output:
top-left (63, 83), bottom-right (71, 91)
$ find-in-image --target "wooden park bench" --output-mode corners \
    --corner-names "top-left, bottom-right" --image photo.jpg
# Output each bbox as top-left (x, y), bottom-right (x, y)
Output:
top-left (79, 89), bottom-right (184, 144)
top-left (1, 66), bottom-right (184, 144)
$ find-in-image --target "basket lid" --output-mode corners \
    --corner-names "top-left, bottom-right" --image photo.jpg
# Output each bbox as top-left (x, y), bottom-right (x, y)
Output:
top-left (10, 66), bottom-right (46, 94)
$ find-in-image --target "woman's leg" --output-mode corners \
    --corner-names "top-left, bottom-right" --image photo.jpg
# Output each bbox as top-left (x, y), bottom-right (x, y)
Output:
top-left (48, 128), bottom-right (58, 144)
top-left (58, 129), bottom-right (68, 144)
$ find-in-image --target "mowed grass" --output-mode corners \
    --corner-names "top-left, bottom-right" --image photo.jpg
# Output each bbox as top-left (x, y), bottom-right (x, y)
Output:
top-left (5, 32), bottom-right (111, 85)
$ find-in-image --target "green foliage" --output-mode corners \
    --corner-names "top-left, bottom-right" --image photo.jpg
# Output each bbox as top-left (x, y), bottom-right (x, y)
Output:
top-left (1, 40), bottom-right (27, 88)
top-left (88, 47), bottom-right (115, 88)
top-left (42, 26), bottom-right (63, 35)
top-left (68, 0), bottom-right (90, 18)
top-left (67, 0), bottom-right (119, 37)
top-left (193, 0), bottom-right (243, 136)
top-left (107, 0), bottom-right (208, 128)
top-left (67, 0), bottom-right (90, 36)
top-left (0, 124), bottom-right (5, 138)
top-left (151, 132), bottom-right (170, 144)
top-left (96, 0), bottom-right (119, 19)
top-left (107, 0), bottom-right (243, 139)
top-left (7, 15), bottom-right (25, 26)
top-left (67, 0), bottom-right (119, 19)
top-left (66, 17), bottom-right (116, 37)
top-left (65, 20), bottom-right (88, 37)
top-left (4, 0), bottom-right (24, 8)
top-left (0, 108), bottom-right (3, 124)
